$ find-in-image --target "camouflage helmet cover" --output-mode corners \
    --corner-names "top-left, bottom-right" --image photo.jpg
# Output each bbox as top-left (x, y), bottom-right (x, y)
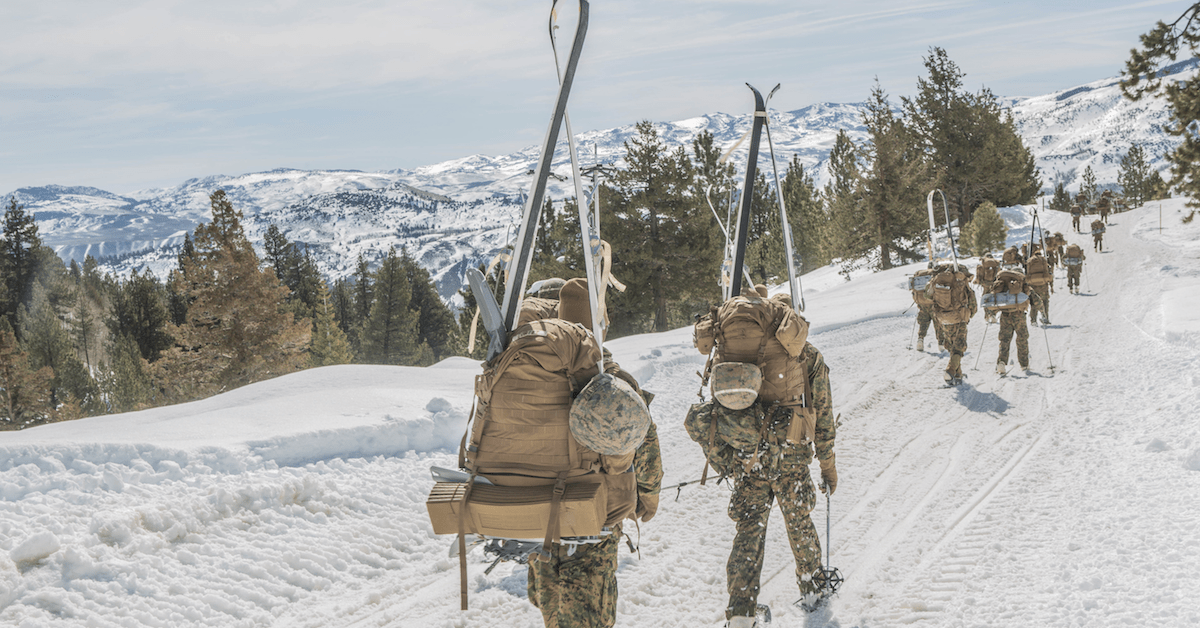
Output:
top-left (569, 373), bottom-right (651, 456)
top-left (710, 361), bottom-right (762, 410)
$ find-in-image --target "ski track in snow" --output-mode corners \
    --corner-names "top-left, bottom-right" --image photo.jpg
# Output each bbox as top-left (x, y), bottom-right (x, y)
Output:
top-left (2, 204), bottom-right (1200, 627)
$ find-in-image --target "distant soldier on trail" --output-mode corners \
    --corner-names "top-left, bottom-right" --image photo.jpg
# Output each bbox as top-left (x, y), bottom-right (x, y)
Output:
top-left (1002, 245), bottom-right (1024, 269)
top-left (1024, 250), bottom-right (1053, 326)
top-left (1091, 219), bottom-right (1106, 252)
top-left (923, 264), bottom-right (978, 385)
top-left (1097, 190), bottom-right (1114, 224)
top-left (984, 268), bottom-right (1032, 375)
top-left (1062, 242), bottom-right (1086, 294)
top-left (1071, 204), bottom-right (1083, 232)
top-left (910, 268), bottom-right (945, 353)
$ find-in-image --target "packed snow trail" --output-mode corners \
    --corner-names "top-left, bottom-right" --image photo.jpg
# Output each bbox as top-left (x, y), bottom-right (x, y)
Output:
top-left (2, 203), bottom-right (1198, 627)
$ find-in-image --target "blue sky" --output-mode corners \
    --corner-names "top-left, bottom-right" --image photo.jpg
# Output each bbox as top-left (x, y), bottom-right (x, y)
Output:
top-left (0, 0), bottom-right (1188, 195)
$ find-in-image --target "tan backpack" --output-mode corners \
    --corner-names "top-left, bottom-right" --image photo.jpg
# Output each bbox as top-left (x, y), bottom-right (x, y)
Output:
top-left (976, 258), bottom-right (1000, 285)
top-left (693, 294), bottom-right (815, 444)
top-left (925, 268), bottom-right (975, 325)
top-left (909, 268), bottom-right (937, 306)
top-left (1025, 254), bottom-right (1052, 286)
top-left (1002, 247), bottom-right (1022, 266)
top-left (983, 269), bottom-right (1030, 312)
top-left (430, 318), bottom-right (637, 544)
top-left (1063, 244), bottom-right (1084, 266)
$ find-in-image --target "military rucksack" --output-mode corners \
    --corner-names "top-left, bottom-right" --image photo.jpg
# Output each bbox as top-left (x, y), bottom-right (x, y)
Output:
top-left (983, 269), bottom-right (1030, 312)
top-left (1063, 244), bottom-right (1084, 266)
top-left (693, 293), bottom-right (814, 444)
top-left (431, 318), bottom-right (643, 546)
top-left (1025, 254), bottom-right (1052, 286)
top-left (909, 268), bottom-right (937, 306)
top-left (1091, 220), bottom-right (1106, 235)
top-left (976, 257), bottom-right (1000, 285)
top-left (925, 268), bottom-right (974, 325)
top-left (1002, 247), bottom-right (1022, 267)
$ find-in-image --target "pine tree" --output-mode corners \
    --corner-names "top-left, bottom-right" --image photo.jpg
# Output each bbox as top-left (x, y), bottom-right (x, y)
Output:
top-left (309, 282), bottom-right (354, 367)
top-left (165, 190), bottom-right (311, 397)
top-left (1, 198), bottom-right (43, 332)
top-left (398, 248), bottom-right (460, 363)
top-left (960, 201), bottom-right (1008, 257)
top-left (108, 269), bottom-right (173, 362)
top-left (1121, 3), bottom-right (1200, 208)
top-left (858, 81), bottom-right (931, 270)
top-left (1047, 182), bottom-right (1072, 212)
top-left (604, 121), bottom-right (713, 334)
top-left (781, 155), bottom-right (828, 274)
top-left (0, 319), bottom-right (55, 430)
top-left (1146, 169), bottom-right (1171, 200)
top-left (357, 247), bottom-right (420, 365)
top-left (98, 333), bottom-right (153, 414)
top-left (744, 171), bottom-right (783, 284)
top-left (902, 47), bottom-right (1041, 226)
top-left (823, 130), bottom-right (868, 275)
top-left (1118, 143), bottom-right (1152, 207)
top-left (1080, 166), bottom-right (1098, 207)
top-left (21, 288), bottom-right (99, 416)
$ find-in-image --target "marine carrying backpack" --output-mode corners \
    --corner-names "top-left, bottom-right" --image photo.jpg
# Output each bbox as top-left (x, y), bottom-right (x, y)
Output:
top-left (1025, 254), bottom-right (1052, 286)
top-left (1063, 244), bottom-right (1084, 267)
top-left (983, 269), bottom-right (1030, 312)
top-left (926, 268), bottom-right (974, 325)
top-left (693, 293), bottom-right (815, 444)
top-left (976, 258), bottom-right (1000, 285)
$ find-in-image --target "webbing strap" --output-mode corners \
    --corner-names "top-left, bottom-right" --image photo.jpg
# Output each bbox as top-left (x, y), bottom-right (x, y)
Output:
top-left (701, 412), bottom-right (718, 486)
top-left (541, 472), bottom-right (569, 556)
top-left (457, 471), bottom-right (479, 610)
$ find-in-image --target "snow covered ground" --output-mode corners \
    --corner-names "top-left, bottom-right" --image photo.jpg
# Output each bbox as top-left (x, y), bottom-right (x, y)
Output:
top-left (3, 201), bottom-right (1199, 627)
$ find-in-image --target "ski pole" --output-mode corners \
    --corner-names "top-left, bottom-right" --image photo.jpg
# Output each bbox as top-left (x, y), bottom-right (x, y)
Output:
top-left (1084, 262), bottom-right (1090, 292)
top-left (1040, 323), bottom-right (1055, 374)
top-left (908, 316), bottom-right (919, 350)
top-left (972, 320), bottom-right (991, 370)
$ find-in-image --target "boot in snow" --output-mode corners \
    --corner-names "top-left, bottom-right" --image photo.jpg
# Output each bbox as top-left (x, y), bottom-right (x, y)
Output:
top-left (996, 362), bottom-right (1006, 375)
top-left (916, 337), bottom-right (924, 352)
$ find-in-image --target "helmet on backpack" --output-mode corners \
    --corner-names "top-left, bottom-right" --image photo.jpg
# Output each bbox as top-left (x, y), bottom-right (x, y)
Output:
top-left (710, 361), bottom-right (763, 410)
top-left (569, 372), bottom-right (652, 456)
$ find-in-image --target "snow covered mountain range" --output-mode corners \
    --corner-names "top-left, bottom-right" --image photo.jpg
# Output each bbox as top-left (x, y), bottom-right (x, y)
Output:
top-left (4, 60), bottom-right (1195, 303)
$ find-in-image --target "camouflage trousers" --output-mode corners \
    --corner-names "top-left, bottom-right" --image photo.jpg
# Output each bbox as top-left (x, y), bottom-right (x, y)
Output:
top-left (1093, 234), bottom-right (1103, 251)
top-left (1067, 267), bottom-right (1082, 291)
top-left (528, 527), bottom-right (620, 628)
top-left (941, 321), bottom-right (968, 357)
top-left (1072, 216), bottom-right (1081, 231)
top-left (726, 460), bottom-right (821, 619)
top-left (917, 305), bottom-right (944, 345)
top-left (1028, 284), bottom-right (1050, 323)
top-left (997, 311), bottom-right (1029, 368)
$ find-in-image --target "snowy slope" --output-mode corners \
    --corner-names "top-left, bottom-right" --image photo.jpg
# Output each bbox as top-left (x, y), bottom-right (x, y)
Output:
top-left (3, 200), bottom-right (1198, 627)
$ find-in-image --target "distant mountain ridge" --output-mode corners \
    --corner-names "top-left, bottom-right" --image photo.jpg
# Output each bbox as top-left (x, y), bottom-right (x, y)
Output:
top-left (4, 61), bottom-right (1194, 305)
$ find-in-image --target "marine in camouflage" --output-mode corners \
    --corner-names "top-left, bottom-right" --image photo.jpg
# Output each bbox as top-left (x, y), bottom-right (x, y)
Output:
top-left (1028, 283), bottom-right (1051, 324)
top-left (916, 303), bottom-right (945, 347)
top-left (528, 528), bottom-right (620, 628)
top-left (1067, 266), bottom-right (1082, 292)
top-left (725, 343), bottom-right (835, 621)
top-left (997, 310), bottom-right (1029, 368)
